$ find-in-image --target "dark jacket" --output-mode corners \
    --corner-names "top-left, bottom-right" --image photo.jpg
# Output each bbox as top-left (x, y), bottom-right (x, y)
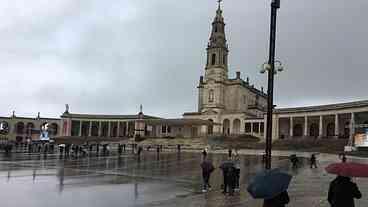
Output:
top-left (328, 176), bottom-right (362, 207)
top-left (201, 160), bottom-right (214, 175)
top-left (263, 191), bottom-right (290, 207)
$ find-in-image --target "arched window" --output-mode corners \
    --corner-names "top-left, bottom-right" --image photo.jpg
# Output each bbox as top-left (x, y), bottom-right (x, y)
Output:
top-left (26, 123), bottom-right (35, 135)
top-left (214, 26), bottom-right (218, 33)
top-left (209, 89), bottom-right (214, 102)
top-left (15, 122), bottom-right (25, 134)
top-left (49, 123), bottom-right (58, 136)
top-left (211, 54), bottom-right (216, 65)
top-left (0, 121), bottom-right (9, 135)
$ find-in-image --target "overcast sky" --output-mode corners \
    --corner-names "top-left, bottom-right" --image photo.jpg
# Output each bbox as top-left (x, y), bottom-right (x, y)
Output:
top-left (1, 0), bottom-right (368, 118)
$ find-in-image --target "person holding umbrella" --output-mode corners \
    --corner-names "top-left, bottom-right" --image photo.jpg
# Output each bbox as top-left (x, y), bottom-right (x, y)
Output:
top-left (202, 148), bottom-right (208, 159)
top-left (328, 176), bottom-right (361, 207)
top-left (247, 168), bottom-right (292, 206)
top-left (325, 162), bottom-right (366, 207)
top-left (310, 154), bottom-right (318, 169)
top-left (263, 191), bottom-right (290, 207)
top-left (289, 154), bottom-right (299, 168)
top-left (200, 158), bottom-right (214, 193)
top-left (233, 150), bottom-right (241, 191)
top-left (220, 158), bottom-right (236, 195)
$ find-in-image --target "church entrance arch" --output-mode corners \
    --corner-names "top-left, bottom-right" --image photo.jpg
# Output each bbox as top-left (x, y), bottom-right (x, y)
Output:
top-left (327, 123), bottom-right (335, 137)
top-left (310, 124), bottom-right (319, 138)
top-left (223, 119), bottom-right (230, 135)
top-left (208, 119), bottom-right (214, 135)
top-left (233, 119), bottom-right (240, 135)
top-left (293, 124), bottom-right (303, 137)
top-left (342, 121), bottom-right (350, 139)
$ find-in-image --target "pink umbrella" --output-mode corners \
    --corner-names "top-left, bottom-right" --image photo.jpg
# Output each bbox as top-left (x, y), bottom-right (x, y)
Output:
top-left (325, 162), bottom-right (368, 177)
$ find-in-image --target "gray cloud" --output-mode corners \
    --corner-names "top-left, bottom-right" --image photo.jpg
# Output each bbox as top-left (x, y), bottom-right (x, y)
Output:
top-left (1, 0), bottom-right (368, 118)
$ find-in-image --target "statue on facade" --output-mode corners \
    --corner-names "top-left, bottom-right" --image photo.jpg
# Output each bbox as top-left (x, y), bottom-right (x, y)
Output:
top-left (65, 104), bottom-right (69, 113)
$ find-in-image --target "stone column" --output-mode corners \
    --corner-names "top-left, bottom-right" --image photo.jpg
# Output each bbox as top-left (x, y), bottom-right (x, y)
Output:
top-left (319, 116), bottom-right (323, 138)
top-left (304, 116), bottom-right (308, 136)
top-left (98, 122), bottom-right (102, 137)
top-left (350, 113), bottom-right (355, 143)
top-left (335, 114), bottom-right (339, 138)
top-left (107, 122), bottom-right (111, 137)
top-left (127, 122), bottom-right (130, 136)
top-left (240, 119), bottom-right (245, 134)
top-left (117, 121), bottom-right (121, 137)
top-left (258, 122), bottom-right (261, 134)
top-left (263, 118), bottom-right (267, 139)
top-left (272, 116), bottom-right (279, 140)
top-left (88, 121), bottom-right (92, 137)
top-left (78, 121), bottom-right (82, 137)
top-left (229, 120), bottom-right (233, 135)
top-left (250, 122), bottom-right (253, 134)
top-left (289, 117), bottom-right (293, 138)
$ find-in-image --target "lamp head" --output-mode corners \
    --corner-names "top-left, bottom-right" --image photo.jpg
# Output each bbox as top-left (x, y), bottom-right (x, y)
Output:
top-left (277, 65), bottom-right (284, 72)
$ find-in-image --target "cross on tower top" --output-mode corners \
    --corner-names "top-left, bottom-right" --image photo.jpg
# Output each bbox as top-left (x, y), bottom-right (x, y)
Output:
top-left (217, 0), bottom-right (222, 9)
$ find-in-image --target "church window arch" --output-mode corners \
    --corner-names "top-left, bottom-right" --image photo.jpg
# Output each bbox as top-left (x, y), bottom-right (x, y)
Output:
top-left (209, 89), bottom-right (214, 102)
top-left (211, 54), bottom-right (216, 65)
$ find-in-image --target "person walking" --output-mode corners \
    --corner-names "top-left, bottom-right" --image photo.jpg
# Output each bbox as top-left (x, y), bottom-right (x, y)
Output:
top-left (227, 165), bottom-right (237, 196)
top-left (200, 158), bottom-right (214, 193)
top-left (328, 175), bottom-right (362, 207)
top-left (290, 155), bottom-right (299, 168)
top-left (310, 154), bottom-right (318, 168)
top-left (233, 151), bottom-right (241, 191)
top-left (202, 148), bottom-right (208, 159)
top-left (263, 191), bottom-right (290, 207)
top-left (340, 153), bottom-right (347, 163)
top-left (220, 158), bottom-right (235, 195)
top-left (137, 146), bottom-right (143, 156)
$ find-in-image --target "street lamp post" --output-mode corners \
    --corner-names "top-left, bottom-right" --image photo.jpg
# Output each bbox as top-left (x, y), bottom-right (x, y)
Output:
top-left (264, 0), bottom-right (281, 170)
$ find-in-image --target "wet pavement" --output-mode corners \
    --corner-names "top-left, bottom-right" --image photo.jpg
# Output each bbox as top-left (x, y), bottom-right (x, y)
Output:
top-left (1, 151), bottom-right (368, 207)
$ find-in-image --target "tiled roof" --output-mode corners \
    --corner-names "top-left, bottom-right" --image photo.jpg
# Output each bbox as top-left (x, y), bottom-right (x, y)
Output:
top-left (60, 113), bottom-right (161, 120)
top-left (143, 118), bottom-right (220, 126)
top-left (0, 116), bottom-right (60, 121)
top-left (183, 112), bottom-right (202, 116)
top-left (274, 100), bottom-right (368, 114)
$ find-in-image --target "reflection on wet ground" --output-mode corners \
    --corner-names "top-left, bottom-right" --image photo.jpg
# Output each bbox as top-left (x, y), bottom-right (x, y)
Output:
top-left (0, 151), bottom-right (290, 207)
top-left (4, 151), bottom-right (357, 207)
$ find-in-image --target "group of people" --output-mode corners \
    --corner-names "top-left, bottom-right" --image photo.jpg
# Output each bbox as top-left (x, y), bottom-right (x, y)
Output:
top-left (201, 150), bottom-right (363, 207)
top-left (200, 148), bottom-right (241, 195)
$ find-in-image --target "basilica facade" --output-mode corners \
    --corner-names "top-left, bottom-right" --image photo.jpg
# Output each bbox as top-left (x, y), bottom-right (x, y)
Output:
top-left (183, 2), bottom-right (368, 146)
top-left (183, 3), bottom-right (267, 138)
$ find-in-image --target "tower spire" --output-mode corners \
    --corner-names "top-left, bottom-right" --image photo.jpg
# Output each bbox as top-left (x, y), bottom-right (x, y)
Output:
top-left (217, 0), bottom-right (222, 10)
top-left (204, 0), bottom-right (228, 75)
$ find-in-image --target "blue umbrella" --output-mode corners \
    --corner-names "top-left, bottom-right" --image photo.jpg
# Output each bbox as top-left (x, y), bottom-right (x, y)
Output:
top-left (247, 168), bottom-right (292, 199)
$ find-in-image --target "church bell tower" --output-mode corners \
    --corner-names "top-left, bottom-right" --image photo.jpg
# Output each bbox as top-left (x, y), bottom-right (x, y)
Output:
top-left (198, 0), bottom-right (229, 113)
top-left (204, 0), bottom-right (229, 82)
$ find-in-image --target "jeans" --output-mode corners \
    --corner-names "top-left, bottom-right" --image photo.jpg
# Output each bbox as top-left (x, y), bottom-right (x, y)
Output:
top-left (203, 173), bottom-right (211, 190)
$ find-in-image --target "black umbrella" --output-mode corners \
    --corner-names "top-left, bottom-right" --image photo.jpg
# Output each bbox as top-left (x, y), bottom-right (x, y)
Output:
top-left (220, 160), bottom-right (234, 170)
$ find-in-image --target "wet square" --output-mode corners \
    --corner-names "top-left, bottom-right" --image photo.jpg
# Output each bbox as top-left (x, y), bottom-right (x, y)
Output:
top-left (0, 151), bottom-right (290, 207)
